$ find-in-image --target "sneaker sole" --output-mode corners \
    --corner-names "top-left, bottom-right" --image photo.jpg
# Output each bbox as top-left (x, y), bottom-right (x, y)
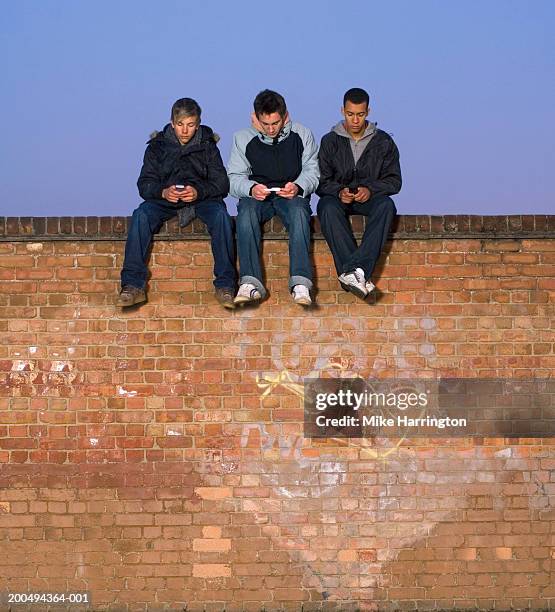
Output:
top-left (219, 301), bottom-right (236, 310)
top-left (116, 295), bottom-right (146, 307)
top-left (233, 295), bottom-right (260, 305)
top-left (339, 281), bottom-right (367, 300)
top-left (294, 297), bottom-right (312, 306)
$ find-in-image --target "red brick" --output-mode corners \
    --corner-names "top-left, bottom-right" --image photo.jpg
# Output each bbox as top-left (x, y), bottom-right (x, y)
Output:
top-left (192, 564), bottom-right (231, 578)
top-left (193, 538), bottom-right (231, 552)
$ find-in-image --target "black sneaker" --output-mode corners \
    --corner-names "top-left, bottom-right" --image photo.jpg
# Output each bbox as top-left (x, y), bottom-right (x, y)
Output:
top-left (215, 287), bottom-right (236, 310)
top-left (116, 285), bottom-right (146, 307)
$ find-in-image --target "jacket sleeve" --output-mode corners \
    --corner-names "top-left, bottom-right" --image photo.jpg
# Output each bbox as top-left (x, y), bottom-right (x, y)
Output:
top-left (194, 143), bottom-right (230, 202)
top-left (316, 135), bottom-right (343, 197)
top-left (293, 124), bottom-right (320, 197)
top-left (360, 138), bottom-right (402, 196)
top-left (227, 131), bottom-right (256, 199)
top-left (137, 144), bottom-right (164, 201)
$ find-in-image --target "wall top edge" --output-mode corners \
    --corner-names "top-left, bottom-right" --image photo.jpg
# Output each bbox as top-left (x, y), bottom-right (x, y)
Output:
top-left (0, 215), bottom-right (553, 241)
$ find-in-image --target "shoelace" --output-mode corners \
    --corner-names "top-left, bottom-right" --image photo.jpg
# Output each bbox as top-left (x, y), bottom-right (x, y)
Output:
top-left (354, 269), bottom-right (366, 284)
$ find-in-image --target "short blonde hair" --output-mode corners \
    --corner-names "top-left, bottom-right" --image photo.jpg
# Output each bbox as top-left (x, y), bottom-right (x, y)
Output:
top-left (171, 98), bottom-right (201, 123)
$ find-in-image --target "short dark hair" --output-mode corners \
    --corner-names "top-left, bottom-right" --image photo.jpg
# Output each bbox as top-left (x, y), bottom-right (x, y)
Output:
top-left (343, 88), bottom-right (370, 107)
top-left (171, 98), bottom-right (201, 123)
top-left (253, 89), bottom-right (287, 118)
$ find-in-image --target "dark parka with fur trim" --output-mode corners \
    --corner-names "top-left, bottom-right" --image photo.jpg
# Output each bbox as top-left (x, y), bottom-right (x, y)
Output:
top-left (137, 124), bottom-right (229, 204)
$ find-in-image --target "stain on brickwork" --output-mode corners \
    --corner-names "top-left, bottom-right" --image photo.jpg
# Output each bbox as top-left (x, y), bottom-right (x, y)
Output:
top-left (0, 217), bottom-right (554, 610)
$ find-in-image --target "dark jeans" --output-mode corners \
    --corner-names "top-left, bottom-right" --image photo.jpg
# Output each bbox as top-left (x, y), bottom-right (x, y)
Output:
top-left (317, 193), bottom-right (396, 279)
top-left (121, 199), bottom-right (236, 289)
top-left (236, 196), bottom-right (313, 297)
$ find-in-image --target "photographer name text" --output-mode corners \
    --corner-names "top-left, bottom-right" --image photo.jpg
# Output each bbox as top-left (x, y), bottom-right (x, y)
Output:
top-left (315, 414), bottom-right (467, 429)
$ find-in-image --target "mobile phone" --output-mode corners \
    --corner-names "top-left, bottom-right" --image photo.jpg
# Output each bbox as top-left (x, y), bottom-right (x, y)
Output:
top-left (348, 186), bottom-right (358, 194)
top-left (266, 187), bottom-right (282, 192)
top-left (175, 184), bottom-right (185, 191)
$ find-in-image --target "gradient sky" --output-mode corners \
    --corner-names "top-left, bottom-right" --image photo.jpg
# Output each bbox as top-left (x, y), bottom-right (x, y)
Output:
top-left (1, 0), bottom-right (553, 216)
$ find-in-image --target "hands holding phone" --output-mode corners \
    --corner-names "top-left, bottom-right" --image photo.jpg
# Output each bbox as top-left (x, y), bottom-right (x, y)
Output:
top-left (275, 182), bottom-right (299, 199)
top-left (162, 184), bottom-right (198, 204)
top-left (251, 182), bottom-right (299, 201)
top-left (339, 186), bottom-right (371, 204)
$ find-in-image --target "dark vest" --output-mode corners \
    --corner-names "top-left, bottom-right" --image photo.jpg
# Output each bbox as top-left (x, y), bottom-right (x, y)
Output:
top-left (245, 132), bottom-right (304, 189)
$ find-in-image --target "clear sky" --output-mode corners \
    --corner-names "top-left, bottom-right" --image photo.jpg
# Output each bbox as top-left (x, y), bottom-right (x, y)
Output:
top-left (1, 0), bottom-right (553, 216)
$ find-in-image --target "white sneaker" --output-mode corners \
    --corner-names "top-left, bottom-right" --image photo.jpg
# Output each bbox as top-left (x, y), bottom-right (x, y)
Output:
top-left (234, 283), bottom-right (262, 305)
top-left (338, 267), bottom-right (368, 299)
top-left (292, 284), bottom-right (312, 306)
top-left (365, 280), bottom-right (376, 294)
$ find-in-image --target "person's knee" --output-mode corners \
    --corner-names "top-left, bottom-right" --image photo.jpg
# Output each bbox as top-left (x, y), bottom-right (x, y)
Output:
top-left (290, 207), bottom-right (310, 225)
top-left (288, 203), bottom-right (311, 228)
top-left (237, 198), bottom-right (260, 227)
top-left (288, 196), bottom-right (310, 215)
top-left (134, 200), bottom-right (157, 219)
top-left (376, 195), bottom-right (396, 216)
top-left (317, 195), bottom-right (342, 220)
top-left (131, 203), bottom-right (152, 226)
top-left (210, 203), bottom-right (231, 224)
top-left (201, 206), bottom-right (233, 238)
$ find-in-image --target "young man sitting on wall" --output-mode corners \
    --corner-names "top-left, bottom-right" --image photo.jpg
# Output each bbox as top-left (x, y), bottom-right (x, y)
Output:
top-left (227, 89), bottom-right (320, 307)
top-left (317, 87), bottom-right (401, 300)
top-left (117, 97), bottom-right (237, 309)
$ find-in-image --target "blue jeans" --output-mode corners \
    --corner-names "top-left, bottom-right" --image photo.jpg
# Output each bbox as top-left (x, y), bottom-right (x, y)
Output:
top-left (121, 199), bottom-right (236, 289)
top-left (317, 194), bottom-right (396, 279)
top-left (236, 196), bottom-right (313, 298)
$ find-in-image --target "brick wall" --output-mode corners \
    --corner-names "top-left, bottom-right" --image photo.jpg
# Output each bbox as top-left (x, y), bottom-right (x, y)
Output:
top-left (0, 215), bottom-right (554, 612)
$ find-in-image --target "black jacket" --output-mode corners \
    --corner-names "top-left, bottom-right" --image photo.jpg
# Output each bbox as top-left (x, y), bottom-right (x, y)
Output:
top-left (316, 127), bottom-right (401, 198)
top-left (137, 124), bottom-right (229, 203)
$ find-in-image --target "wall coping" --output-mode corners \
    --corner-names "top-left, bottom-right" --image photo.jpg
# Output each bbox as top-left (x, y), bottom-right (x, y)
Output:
top-left (0, 215), bottom-right (553, 241)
